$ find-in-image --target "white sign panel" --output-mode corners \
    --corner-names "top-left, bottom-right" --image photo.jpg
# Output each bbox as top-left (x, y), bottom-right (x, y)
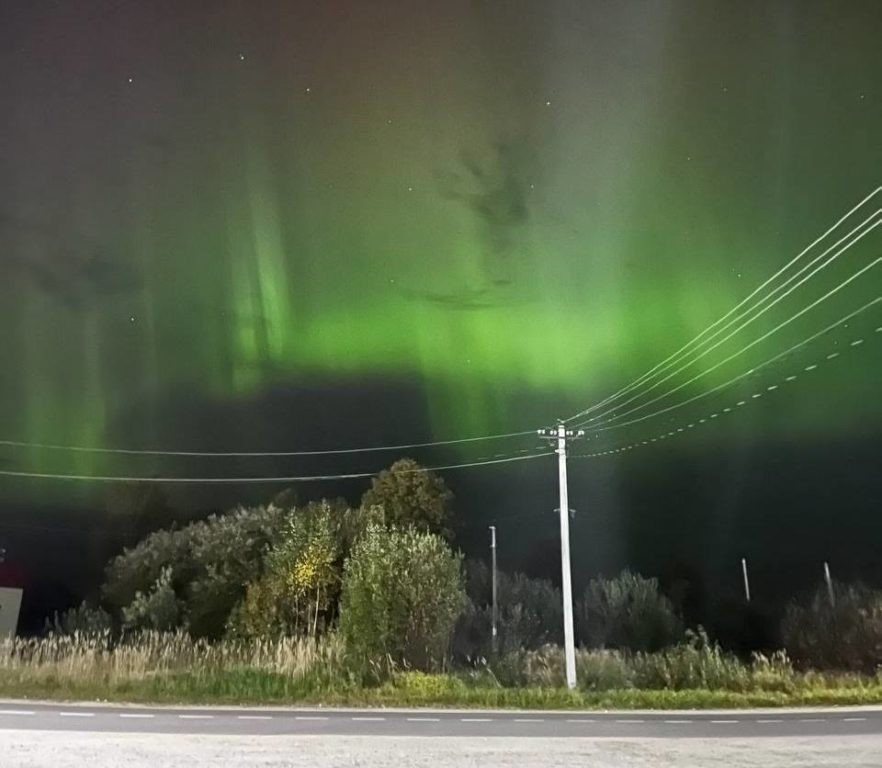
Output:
top-left (0, 588), bottom-right (23, 638)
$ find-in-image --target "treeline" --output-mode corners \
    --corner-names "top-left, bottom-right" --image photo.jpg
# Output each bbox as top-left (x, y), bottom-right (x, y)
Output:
top-left (51, 459), bottom-right (882, 675)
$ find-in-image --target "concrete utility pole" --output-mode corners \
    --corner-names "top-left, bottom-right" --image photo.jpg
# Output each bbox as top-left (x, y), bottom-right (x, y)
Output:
top-left (538, 422), bottom-right (584, 690)
top-left (490, 525), bottom-right (498, 654)
top-left (741, 557), bottom-right (751, 603)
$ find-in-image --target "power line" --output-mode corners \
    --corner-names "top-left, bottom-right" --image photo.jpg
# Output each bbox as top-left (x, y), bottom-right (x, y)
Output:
top-left (0, 450), bottom-right (553, 485)
top-left (572, 256), bottom-right (881, 430)
top-left (564, 188), bottom-right (882, 424)
top-left (0, 429), bottom-right (535, 459)
top-left (576, 296), bottom-right (880, 434)
top-left (575, 216), bottom-right (881, 428)
top-left (572, 323), bottom-right (880, 460)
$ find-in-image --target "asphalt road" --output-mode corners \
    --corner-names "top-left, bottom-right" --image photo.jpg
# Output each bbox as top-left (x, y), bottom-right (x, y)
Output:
top-left (0, 700), bottom-right (880, 739)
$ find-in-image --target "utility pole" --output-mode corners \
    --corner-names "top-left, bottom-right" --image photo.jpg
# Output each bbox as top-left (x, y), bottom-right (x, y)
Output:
top-left (489, 525), bottom-right (498, 654)
top-left (824, 561), bottom-right (835, 607)
top-left (741, 558), bottom-right (751, 603)
top-left (539, 422), bottom-right (584, 690)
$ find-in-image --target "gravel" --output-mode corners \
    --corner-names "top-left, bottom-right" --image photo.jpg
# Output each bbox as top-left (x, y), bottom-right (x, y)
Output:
top-left (2, 731), bottom-right (882, 768)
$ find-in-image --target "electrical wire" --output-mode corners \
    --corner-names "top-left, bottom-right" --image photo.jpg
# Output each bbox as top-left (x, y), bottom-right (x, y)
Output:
top-left (571, 254), bottom-right (881, 430)
top-left (0, 430), bottom-right (536, 458)
top-left (571, 321), bottom-right (880, 459)
top-left (0, 449), bottom-right (553, 484)
top-left (564, 187), bottom-right (882, 424)
top-left (578, 296), bottom-right (880, 433)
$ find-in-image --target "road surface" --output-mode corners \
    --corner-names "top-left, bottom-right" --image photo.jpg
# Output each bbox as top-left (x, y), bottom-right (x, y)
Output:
top-left (1, 702), bottom-right (881, 767)
top-left (0, 700), bottom-right (879, 737)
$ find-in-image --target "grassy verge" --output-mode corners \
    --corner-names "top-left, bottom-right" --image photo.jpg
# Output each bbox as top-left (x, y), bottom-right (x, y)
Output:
top-left (1, 632), bottom-right (881, 710)
top-left (2, 669), bottom-right (882, 709)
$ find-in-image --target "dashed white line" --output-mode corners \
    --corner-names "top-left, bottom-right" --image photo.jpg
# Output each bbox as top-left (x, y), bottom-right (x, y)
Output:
top-left (461, 718), bottom-right (493, 722)
top-left (757, 719), bottom-right (783, 724)
top-left (843, 717), bottom-right (867, 722)
top-left (406, 717), bottom-right (440, 722)
top-left (799, 718), bottom-right (825, 723)
top-left (0, 710), bottom-right (35, 716)
top-left (664, 719), bottom-right (692, 724)
top-left (566, 718), bottom-right (595, 723)
top-left (59, 712), bottom-right (95, 718)
top-left (615, 719), bottom-right (644, 724)
top-left (238, 715), bottom-right (272, 720)
top-left (513, 718), bottom-right (545, 723)
top-left (295, 716), bottom-right (328, 721)
top-left (351, 716), bottom-right (386, 722)
top-left (118, 714), bottom-right (155, 719)
top-left (710, 719), bottom-right (738, 724)
top-left (178, 715), bottom-right (213, 720)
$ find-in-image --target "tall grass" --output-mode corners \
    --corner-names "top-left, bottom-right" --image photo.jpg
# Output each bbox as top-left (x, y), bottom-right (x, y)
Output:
top-left (1, 630), bottom-right (880, 708)
top-left (0, 631), bottom-right (352, 702)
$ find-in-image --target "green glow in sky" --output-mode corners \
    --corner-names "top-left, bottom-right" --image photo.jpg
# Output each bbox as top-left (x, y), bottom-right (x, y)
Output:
top-left (0, 0), bottom-right (880, 490)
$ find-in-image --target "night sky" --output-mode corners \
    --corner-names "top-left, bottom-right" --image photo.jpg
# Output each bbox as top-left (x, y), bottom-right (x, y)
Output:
top-left (0, 1), bottom-right (880, 627)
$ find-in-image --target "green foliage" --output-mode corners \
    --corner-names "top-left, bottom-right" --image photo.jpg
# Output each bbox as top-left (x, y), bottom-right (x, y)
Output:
top-left (576, 570), bottom-right (682, 652)
top-left (360, 458), bottom-right (454, 539)
top-left (454, 560), bottom-right (562, 659)
top-left (781, 582), bottom-right (882, 672)
top-left (122, 567), bottom-right (183, 632)
top-left (339, 525), bottom-right (466, 671)
top-left (228, 501), bottom-right (344, 639)
top-left (46, 601), bottom-right (113, 636)
top-left (102, 504), bottom-right (291, 638)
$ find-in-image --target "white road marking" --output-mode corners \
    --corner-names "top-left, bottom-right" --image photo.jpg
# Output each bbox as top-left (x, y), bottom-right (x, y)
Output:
top-left (566, 718), bottom-right (595, 723)
top-left (844, 717), bottom-right (867, 722)
top-left (406, 717), bottom-right (440, 722)
top-left (237, 715), bottom-right (272, 720)
top-left (178, 715), bottom-right (213, 720)
top-left (119, 714), bottom-right (155, 719)
top-left (664, 719), bottom-right (692, 724)
top-left (351, 716), bottom-right (386, 722)
top-left (461, 718), bottom-right (493, 722)
top-left (295, 716), bottom-right (328, 721)
top-left (711, 720), bottom-right (738, 724)
top-left (757, 719), bottom-right (783, 724)
top-left (799, 718), bottom-right (825, 723)
top-left (59, 712), bottom-right (95, 718)
top-left (0, 710), bottom-right (35, 716)
top-left (514, 718), bottom-right (545, 723)
top-left (615, 719), bottom-right (644, 724)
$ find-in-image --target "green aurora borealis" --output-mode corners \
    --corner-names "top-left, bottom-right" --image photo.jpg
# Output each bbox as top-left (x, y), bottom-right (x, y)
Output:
top-left (1, 0), bottom-right (881, 502)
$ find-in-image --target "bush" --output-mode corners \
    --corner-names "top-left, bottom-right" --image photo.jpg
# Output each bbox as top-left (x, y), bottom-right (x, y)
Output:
top-left (576, 570), bottom-right (682, 652)
top-left (781, 583), bottom-right (882, 672)
top-left (46, 602), bottom-right (113, 637)
top-left (103, 504), bottom-right (291, 638)
top-left (454, 561), bottom-right (563, 659)
top-left (228, 502), bottom-right (342, 639)
top-left (122, 567), bottom-right (183, 632)
top-left (339, 525), bottom-right (465, 672)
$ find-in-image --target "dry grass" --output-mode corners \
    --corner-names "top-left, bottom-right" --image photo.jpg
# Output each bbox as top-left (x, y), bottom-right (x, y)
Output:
top-left (1, 632), bottom-right (881, 709)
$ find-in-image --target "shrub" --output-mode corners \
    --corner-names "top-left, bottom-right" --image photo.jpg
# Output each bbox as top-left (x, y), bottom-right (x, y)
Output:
top-left (576, 570), bottom-right (682, 652)
top-left (46, 602), bottom-right (113, 637)
top-left (339, 525), bottom-right (465, 672)
top-left (103, 504), bottom-right (291, 638)
top-left (122, 567), bottom-right (183, 632)
top-left (781, 583), bottom-right (882, 672)
top-left (228, 502), bottom-right (342, 639)
top-left (454, 561), bottom-right (562, 660)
